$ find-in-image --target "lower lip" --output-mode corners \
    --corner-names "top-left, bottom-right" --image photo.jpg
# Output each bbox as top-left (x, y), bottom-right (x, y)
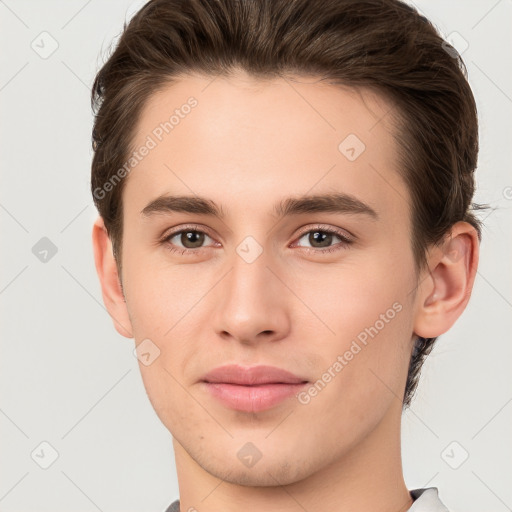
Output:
top-left (202, 382), bottom-right (309, 413)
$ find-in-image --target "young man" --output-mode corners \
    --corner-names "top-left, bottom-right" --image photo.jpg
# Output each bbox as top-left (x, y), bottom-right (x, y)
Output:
top-left (90, 0), bottom-right (483, 510)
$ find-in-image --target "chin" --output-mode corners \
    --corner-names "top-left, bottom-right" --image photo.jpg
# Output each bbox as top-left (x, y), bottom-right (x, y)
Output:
top-left (194, 445), bottom-right (318, 488)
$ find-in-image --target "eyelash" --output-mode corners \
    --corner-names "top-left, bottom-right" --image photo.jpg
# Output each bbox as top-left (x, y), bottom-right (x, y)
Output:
top-left (160, 223), bottom-right (354, 256)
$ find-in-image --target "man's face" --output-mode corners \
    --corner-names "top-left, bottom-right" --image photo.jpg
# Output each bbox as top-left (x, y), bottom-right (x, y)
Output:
top-left (119, 72), bottom-right (418, 485)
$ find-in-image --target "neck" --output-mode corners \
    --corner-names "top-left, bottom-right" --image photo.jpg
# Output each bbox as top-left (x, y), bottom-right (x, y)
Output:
top-left (172, 401), bottom-right (412, 512)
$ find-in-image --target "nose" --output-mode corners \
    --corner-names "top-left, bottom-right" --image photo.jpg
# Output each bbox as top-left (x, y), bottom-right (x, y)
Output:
top-left (211, 246), bottom-right (291, 346)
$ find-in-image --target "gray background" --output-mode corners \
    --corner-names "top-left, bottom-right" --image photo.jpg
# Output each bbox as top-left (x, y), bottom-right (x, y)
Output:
top-left (1, 0), bottom-right (511, 511)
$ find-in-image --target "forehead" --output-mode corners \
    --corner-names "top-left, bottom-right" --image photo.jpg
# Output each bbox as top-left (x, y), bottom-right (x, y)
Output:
top-left (125, 71), bottom-right (408, 221)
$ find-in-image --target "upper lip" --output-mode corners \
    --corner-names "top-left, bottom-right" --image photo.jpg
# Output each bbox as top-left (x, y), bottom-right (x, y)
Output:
top-left (201, 365), bottom-right (308, 385)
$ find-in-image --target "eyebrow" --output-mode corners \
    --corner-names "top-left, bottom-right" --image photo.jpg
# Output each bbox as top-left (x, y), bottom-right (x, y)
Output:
top-left (140, 192), bottom-right (378, 220)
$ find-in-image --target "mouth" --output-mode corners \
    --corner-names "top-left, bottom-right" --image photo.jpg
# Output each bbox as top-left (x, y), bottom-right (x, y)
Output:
top-left (200, 364), bottom-right (309, 412)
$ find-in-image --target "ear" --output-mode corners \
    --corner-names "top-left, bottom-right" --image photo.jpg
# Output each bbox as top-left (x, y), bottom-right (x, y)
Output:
top-left (413, 221), bottom-right (480, 339)
top-left (92, 216), bottom-right (133, 338)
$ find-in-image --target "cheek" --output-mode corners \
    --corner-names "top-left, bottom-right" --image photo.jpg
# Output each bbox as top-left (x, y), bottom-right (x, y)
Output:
top-left (292, 259), bottom-right (413, 402)
top-left (290, 257), bottom-right (409, 343)
top-left (296, 301), bottom-right (412, 444)
top-left (121, 266), bottom-right (199, 417)
top-left (122, 254), bottom-right (205, 340)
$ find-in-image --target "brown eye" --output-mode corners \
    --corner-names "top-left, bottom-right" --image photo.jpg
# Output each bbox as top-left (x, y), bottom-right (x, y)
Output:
top-left (294, 226), bottom-right (353, 254)
top-left (163, 226), bottom-right (216, 255)
top-left (178, 230), bottom-right (206, 249)
top-left (306, 230), bottom-right (335, 248)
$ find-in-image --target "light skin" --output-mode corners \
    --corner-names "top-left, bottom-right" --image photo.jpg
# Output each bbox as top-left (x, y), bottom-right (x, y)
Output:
top-left (92, 70), bottom-right (479, 512)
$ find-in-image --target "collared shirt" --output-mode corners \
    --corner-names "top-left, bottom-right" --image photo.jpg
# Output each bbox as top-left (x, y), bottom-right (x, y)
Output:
top-left (164, 486), bottom-right (449, 512)
top-left (409, 488), bottom-right (450, 511)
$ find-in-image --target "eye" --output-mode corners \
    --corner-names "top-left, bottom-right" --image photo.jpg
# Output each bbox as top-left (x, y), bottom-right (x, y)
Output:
top-left (292, 225), bottom-right (354, 254)
top-left (162, 225), bottom-right (217, 255)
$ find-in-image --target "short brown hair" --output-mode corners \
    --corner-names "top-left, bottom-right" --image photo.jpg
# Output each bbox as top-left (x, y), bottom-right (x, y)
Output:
top-left (90, 0), bottom-right (486, 408)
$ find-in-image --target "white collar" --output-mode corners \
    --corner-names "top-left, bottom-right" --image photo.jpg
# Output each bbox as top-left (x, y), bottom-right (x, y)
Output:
top-left (408, 487), bottom-right (450, 511)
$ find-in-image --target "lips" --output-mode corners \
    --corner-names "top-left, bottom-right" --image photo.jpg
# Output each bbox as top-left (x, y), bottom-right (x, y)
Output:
top-left (200, 364), bottom-right (309, 413)
top-left (201, 364), bottom-right (308, 386)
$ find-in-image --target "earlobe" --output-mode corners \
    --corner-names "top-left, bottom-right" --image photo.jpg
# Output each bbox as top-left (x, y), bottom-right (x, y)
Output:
top-left (91, 216), bottom-right (133, 339)
top-left (413, 222), bottom-right (479, 339)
